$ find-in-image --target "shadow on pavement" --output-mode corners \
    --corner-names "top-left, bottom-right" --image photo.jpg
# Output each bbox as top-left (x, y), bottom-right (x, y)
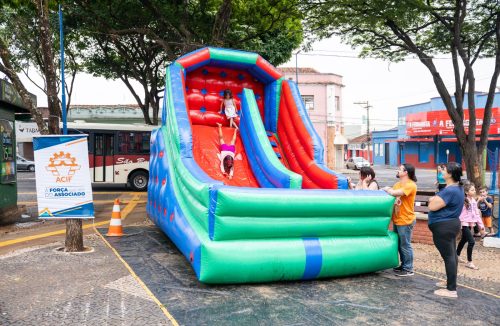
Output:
top-left (99, 226), bottom-right (499, 326)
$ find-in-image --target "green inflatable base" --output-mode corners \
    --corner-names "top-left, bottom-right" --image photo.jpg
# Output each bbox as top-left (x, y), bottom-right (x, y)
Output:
top-left (197, 232), bottom-right (399, 284)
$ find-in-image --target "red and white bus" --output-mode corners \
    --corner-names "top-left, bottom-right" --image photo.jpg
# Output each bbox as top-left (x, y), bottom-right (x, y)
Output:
top-left (67, 122), bottom-right (155, 191)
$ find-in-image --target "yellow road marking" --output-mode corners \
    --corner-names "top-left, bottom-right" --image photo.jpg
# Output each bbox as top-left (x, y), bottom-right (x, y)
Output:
top-left (415, 270), bottom-right (500, 299)
top-left (0, 194), bottom-right (144, 248)
top-left (95, 227), bottom-right (178, 325)
top-left (17, 199), bottom-right (146, 206)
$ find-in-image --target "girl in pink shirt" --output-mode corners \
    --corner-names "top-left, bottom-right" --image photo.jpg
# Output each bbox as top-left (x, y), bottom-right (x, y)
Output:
top-left (216, 123), bottom-right (237, 179)
top-left (456, 183), bottom-right (485, 270)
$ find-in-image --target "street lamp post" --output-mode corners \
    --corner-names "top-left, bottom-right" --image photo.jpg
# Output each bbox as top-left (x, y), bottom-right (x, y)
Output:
top-left (446, 149), bottom-right (450, 163)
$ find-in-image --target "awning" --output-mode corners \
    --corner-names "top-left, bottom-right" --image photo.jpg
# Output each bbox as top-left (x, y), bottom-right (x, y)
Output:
top-left (441, 137), bottom-right (500, 142)
top-left (333, 133), bottom-right (349, 145)
top-left (386, 138), bottom-right (434, 143)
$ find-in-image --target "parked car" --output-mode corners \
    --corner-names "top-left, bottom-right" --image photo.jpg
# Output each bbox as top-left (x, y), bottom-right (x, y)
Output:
top-left (17, 155), bottom-right (35, 172)
top-left (345, 157), bottom-right (370, 170)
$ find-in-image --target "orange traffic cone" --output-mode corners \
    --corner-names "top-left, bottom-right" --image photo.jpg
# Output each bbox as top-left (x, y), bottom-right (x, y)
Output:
top-left (107, 198), bottom-right (124, 236)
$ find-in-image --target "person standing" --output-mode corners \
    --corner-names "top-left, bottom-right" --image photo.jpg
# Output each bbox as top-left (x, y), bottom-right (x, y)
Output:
top-left (457, 183), bottom-right (485, 270)
top-left (383, 163), bottom-right (418, 277)
top-left (427, 162), bottom-right (465, 298)
top-left (477, 186), bottom-right (494, 235)
top-left (436, 164), bottom-right (447, 192)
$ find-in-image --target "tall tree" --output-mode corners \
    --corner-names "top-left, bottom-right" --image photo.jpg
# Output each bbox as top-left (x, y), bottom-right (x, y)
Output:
top-left (66, 0), bottom-right (303, 125)
top-left (34, 0), bottom-right (84, 252)
top-left (0, 3), bottom-right (80, 114)
top-left (1, 0), bottom-right (84, 251)
top-left (304, 0), bottom-right (500, 187)
top-left (0, 1), bottom-right (47, 134)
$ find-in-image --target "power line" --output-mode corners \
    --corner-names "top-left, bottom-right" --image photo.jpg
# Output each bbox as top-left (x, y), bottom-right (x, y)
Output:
top-left (297, 52), bottom-right (497, 60)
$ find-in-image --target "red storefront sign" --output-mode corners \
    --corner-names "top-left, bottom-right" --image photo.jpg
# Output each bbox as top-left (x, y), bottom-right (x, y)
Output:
top-left (406, 108), bottom-right (500, 136)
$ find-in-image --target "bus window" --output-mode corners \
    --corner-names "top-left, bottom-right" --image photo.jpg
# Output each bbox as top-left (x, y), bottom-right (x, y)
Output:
top-left (95, 134), bottom-right (104, 156)
top-left (118, 131), bottom-right (150, 154)
top-left (141, 133), bottom-right (150, 152)
top-left (105, 134), bottom-right (114, 155)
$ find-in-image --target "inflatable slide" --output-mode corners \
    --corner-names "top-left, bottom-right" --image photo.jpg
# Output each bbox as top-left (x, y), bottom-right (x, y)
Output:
top-left (147, 47), bottom-right (398, 283)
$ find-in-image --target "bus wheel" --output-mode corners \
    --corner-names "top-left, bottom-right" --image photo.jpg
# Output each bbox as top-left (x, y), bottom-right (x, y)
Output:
top-left (130, 171), bottom-right (148, 191)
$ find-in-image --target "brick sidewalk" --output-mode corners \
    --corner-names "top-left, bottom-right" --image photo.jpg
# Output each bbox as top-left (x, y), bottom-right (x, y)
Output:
top-left (0, 234), bottom-right (171, 325)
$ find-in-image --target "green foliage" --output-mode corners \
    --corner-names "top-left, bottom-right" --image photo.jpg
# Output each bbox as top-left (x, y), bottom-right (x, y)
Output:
top-left (304, 0), bottom-right (500, 186)
top-left (304, 0), bottom-right (499, 62)
top-left (0, 0), bottom-right (82, 102)
top-left (68, 0), bottom-right (303, 68)
top-left (1, 0), bottom-right (304, 124)
top-left (219, 0), bottom-right (303, 65)
top-left (61, 0), bottom-right (303, 124)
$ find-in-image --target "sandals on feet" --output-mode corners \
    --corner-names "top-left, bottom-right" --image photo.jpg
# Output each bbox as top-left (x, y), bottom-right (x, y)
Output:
top-left (465, 262), bottom-right (479, 270)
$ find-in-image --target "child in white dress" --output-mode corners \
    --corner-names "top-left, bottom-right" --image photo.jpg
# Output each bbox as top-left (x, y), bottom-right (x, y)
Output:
top-left (219, 89), bottom-right (239, 129)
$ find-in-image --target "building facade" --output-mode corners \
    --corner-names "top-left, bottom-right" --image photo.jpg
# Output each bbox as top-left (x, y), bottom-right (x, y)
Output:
top-left (67, 104), bottom-right (151, 124)
top-left (372, 128), bottom-right (398, 166)
top-left (372, 92), bottom-right (500, 169)
top-left (279, 67), bottom-right (347, 169)
top-left (346, 134), bottom-right (374, 162)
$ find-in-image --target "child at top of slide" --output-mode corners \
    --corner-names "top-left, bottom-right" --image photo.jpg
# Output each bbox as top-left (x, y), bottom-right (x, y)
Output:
top-left (219, 89), bottom-right (239, 129)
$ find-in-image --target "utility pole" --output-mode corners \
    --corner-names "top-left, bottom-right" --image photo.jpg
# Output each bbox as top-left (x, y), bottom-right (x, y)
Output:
top-left (295, 50), bottom-right (301, 84)
top-left (354, 101), bottom-right (372, 163)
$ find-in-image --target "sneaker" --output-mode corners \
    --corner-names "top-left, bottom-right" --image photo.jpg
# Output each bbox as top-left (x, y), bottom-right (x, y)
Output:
top-left (395, 270), bottom-right (414, 277)
top-left (435, 281), bottom-right (447, 288)
top-left (393, 266), bottom-right (403, 272)
top-left (434, 288), bottom-right (458, 298)
top-left (465, 262), bottom-right (479, 270)
top-left (457, 256), bottom-right (465, 263)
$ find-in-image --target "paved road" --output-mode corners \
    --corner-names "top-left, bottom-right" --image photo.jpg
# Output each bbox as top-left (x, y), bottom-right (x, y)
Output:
top-left (3, 172), bottom-right (498, 325)
top-left (17, 164), bottom-right (495, 202)
top-left (99, 225), bottom-right (500, 325)
top-left (342, 165), bottom-right (494, 190)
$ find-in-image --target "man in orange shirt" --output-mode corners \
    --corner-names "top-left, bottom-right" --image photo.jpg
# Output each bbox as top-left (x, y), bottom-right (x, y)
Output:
top-left (383, 163), bottom-right (418, 277)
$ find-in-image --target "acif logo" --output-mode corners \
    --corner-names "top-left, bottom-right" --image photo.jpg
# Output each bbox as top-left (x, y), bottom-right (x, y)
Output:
top-left (46, 151), bottom-right (80, 183)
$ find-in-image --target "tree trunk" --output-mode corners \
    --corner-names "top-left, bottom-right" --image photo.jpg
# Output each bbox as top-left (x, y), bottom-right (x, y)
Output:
top-left (65, 219), bottom-right (84, 252)
top-left (152, 96), bottom-right (159, 125)
top-left (461, 142), bottom-right (483, 188)
top-left (33, 0), bottom-right (84, 251)
top-left (35, 0), bottom-right (61, 134)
